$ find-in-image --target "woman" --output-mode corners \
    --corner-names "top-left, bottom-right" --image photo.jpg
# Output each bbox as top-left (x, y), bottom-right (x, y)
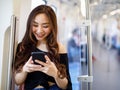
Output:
top-left (14, 5), bottom-right (72, 90)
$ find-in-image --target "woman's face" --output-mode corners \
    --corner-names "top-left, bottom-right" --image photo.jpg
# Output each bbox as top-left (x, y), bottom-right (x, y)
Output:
top-left (32, 13), bottom-right (51, 42)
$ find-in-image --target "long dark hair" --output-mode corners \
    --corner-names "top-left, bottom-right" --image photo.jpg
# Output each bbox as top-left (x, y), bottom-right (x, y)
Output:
top-left (14, 5), bottom-right (66, 78)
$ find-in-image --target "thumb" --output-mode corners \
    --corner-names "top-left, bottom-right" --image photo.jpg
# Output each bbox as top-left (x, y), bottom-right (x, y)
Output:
top-left (26, 56), bottom-right (32, 64)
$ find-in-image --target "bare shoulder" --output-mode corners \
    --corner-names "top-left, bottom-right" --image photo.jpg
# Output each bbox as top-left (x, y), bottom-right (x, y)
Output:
top-left (58, 42), bottom-right (67, 53)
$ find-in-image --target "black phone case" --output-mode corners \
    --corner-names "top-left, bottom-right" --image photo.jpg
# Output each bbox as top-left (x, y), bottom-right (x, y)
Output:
top-left (31, 52), bottom-right (46, 64)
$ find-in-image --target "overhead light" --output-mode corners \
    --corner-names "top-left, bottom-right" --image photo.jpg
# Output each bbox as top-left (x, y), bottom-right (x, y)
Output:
top-left (90, 2), bottom-right (98, 6)
top-left (80, 0), bottom-right (86, 17)
top-left (102, 14), bottom-right (107, 19)
top-left (93, 2), bottom-right (98, 5)
top-left (110, 9), bottom-right (120, 16)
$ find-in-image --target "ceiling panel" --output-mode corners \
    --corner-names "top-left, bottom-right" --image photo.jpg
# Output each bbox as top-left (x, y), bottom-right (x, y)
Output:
top-left (90, 0), bottom-right (120, 20)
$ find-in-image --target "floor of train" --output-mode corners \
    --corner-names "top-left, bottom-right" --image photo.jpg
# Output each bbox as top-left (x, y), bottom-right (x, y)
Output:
top-left (69, 39), bottom-right (120, 90)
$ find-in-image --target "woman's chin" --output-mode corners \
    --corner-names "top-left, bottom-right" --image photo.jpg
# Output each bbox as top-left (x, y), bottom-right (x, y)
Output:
top-left (36, 37), bottom-right (45, 41)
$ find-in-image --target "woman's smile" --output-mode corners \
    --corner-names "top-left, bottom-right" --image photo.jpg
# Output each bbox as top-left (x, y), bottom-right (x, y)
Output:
top-left (35, 32), bottom-right (45, 39)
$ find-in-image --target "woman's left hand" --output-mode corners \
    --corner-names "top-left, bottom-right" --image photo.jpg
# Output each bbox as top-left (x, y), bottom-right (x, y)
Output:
top-left (35, 55), bottom-right (58, 78)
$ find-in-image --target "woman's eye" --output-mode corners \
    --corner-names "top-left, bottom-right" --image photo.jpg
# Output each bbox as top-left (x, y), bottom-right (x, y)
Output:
top-left (33, 24), bottom-right (38, 27)
top-left (43, 26), bottom-right (48, 28)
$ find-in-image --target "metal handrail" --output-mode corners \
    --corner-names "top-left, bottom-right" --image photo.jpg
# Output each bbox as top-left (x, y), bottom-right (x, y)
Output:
top-left (7, 15), bottom-right (17, 90)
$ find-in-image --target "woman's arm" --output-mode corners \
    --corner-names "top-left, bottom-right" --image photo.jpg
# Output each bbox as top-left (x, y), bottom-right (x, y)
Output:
top-left (53, 72), bottom-right (68, 89)
top-left (54, 43), bottom-right (68, 89)
top-left (58, 42), bottom-right (72, 90)
top-left (14, 56), bottom-right (33, 85)
top-left (14, 69), bottom-right (28, 85)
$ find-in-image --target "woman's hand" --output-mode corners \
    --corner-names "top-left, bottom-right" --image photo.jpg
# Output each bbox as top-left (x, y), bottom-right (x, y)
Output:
top-left (35, 55), bottom-right (68, 89)
top-left (22, 56), bottom-right (41, 73)
top-left (35, 55), bottom-right (58, 78)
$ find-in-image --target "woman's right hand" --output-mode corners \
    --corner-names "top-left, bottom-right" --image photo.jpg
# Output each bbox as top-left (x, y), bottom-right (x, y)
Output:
top-left (22, 56), bottom-right (42, 73)
top-left (22, 56), bottom-right (33, 73)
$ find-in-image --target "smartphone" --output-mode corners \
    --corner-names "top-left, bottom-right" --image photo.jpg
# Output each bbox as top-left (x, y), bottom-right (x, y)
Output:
top-left (31, 52), bottom-right (46, 64)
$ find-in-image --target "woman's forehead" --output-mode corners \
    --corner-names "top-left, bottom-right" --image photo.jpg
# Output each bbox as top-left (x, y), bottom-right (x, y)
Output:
top-left (33, 13), bottom-right (50, 24)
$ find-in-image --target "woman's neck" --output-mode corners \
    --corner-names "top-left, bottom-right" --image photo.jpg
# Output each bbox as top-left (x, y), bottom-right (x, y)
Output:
top-left (37, 41), bottom-right (48, 51)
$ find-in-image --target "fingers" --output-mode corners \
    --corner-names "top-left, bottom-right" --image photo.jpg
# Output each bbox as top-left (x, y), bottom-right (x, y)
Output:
top-left (25, 62), bottom-right (42, 72)
top-left (35, 60), bottom-right (47, 66)
top-left (44, 55), bottom-right (51, 64)
top-left (39, 67), bottom-right (48, 73)
top-left (27, 64), bottom-right (42, 72)
top-left (23, 56), bottom-right (37, 72)
top-left (27, 64), bottom-right (48, 73)
top-left (35, 55), bottom-right (51, 66)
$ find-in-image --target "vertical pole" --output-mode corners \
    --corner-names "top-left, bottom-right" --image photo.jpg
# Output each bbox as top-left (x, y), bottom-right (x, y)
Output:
top-left (85, 0), bottom-right (92, 77)
top-left (8, 15), bottom-right (17, 90)
top-left (85, 0), bottom-right (93, 90)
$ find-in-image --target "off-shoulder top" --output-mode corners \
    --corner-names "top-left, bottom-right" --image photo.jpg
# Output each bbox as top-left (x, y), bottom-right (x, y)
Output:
top-left (24, 47), bottom-right (72, 90)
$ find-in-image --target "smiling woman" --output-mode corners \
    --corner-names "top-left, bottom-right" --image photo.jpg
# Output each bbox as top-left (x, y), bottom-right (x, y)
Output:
top-left (13, 5), bottom-right (72, 90)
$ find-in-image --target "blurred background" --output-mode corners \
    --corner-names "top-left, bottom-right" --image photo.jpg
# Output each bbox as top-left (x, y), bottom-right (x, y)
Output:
top-left (0, 0), bottom-right (120, 90)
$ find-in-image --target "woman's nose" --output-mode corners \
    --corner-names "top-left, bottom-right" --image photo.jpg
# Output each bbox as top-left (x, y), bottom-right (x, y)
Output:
top-left (36, 26), bottom-right (43, 33)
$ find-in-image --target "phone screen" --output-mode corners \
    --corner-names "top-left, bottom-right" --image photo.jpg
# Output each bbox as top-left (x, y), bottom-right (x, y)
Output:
top-left (31, 52), bottom-right (46, 64)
